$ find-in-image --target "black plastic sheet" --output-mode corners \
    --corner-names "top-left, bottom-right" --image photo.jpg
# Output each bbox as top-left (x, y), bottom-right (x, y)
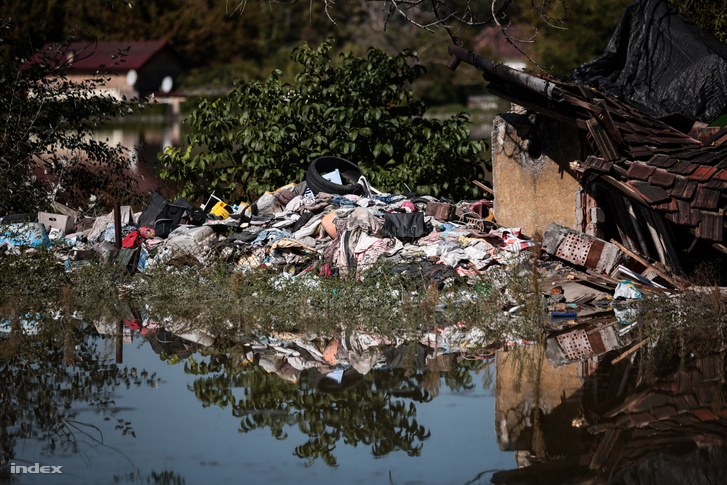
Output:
top-left (571, 0), bottom-right (727, 123)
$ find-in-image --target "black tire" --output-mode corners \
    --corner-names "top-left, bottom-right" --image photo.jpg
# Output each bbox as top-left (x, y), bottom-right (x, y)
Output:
top-left (0, 213), bottom-right (37, 224)
top-left (306, 156), bottom-right (364, 195)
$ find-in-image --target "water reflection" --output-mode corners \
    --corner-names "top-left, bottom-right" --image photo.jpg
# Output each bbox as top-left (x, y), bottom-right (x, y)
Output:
top-left (492, 343), bottom-right (727, 484)
top-left (0, 315), bottom-right (159, 482)
top-left (95, 116), bottom-right (181, 199)
top-left (2, 309), bottom-right (726, 484)
top-left (125, 320), bottom-right (484, 468)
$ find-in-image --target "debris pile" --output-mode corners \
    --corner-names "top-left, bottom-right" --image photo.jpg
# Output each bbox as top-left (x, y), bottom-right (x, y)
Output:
top-left (1, 156), bottom-right (689, 362)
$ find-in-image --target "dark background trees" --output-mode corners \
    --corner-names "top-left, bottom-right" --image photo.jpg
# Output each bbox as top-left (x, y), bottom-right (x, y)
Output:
top-left (2, 1), bottom-right (723, 96)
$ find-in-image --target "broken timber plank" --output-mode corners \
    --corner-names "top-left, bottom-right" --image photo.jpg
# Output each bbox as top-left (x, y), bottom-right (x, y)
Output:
top-left (586, 118), bottom-right (620, 161)
top-left (472, 179), bottom-right (495, 195)
top-left (634, 203), bottom-right (669, 267)
top-left (611, 338), bottom-right (649, 365)
top-left (623, 198), bottom-right (653, 258)
top-left (610, 239), bottom-right (685, 289)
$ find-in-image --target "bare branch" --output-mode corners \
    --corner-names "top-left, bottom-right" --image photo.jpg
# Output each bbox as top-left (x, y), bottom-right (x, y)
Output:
top-left (492, 2), bottom-right (553, 72)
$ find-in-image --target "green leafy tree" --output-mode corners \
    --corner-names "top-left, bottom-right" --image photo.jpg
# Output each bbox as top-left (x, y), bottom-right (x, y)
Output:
top-left (0, 16), bottom-right (140, 215)
top-left (160, 39), bottom-right (488, 203)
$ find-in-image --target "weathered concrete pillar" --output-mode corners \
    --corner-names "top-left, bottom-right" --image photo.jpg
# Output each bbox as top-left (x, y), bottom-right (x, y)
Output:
top-left (491, 106), bottom-right (582, 239)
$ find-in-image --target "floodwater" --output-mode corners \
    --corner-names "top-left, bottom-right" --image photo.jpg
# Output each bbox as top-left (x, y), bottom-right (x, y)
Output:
top-left (2, 314), bottom-right (726, 485)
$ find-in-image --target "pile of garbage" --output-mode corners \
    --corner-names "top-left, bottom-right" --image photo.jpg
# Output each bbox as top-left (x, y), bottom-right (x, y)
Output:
top-left (2, 157), bottom-right (663, 360)
top-left (0, 157), bottom-right (534, 281)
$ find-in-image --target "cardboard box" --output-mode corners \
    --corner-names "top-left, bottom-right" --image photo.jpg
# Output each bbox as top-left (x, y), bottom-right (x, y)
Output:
top-left (38, 212), bottom-right (75, 234)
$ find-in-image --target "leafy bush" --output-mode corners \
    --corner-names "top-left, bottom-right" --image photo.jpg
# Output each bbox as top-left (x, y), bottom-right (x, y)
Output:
top-left (160, 38), bottom-right (488, 203)
top-left (0, 16), bottom-right (140, 215)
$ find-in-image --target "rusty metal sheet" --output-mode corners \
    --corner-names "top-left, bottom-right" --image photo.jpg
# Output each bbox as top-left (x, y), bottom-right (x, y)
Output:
top-left (557, 329), bottom-right (595, 360)
top-left (555, 232), bottom-right (593, 267)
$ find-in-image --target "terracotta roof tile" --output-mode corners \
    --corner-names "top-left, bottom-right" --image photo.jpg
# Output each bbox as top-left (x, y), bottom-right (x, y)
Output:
top-left (697, 211), bottom-right (721, 240)
top-left (653, 198), bottom-right (678, 212)
top-left (626, 162), bottom-right (656, 180)
top-left (627, 180), bottom-right (669, 203)
top-left (669, 199), bottom-right (701, 226)
top-left (669, 178), bottom-right (697, 199)
top-left (628, 146), bottom-right (656, 159)
top-left (693, 187), bottom-right (721, 210)
top-left (687, 165), bottom-right (718, 182)
top-left (670, 159), bottom-right (698, 175)
top-left (691, 150), bottom-right (724, 166)
top-left (713, 169), bottom-right (727, 182)
top-left (647, 153), bottom-right (678, 168)
top-left (704, 179), bottom-right (727, 190)
top-left (583, 155), bottom-right (613, 172)
top-left (650, 169), bottom-right (676, 187)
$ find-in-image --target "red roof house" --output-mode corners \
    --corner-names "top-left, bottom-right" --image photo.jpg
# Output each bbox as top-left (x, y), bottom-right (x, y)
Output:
top-left (34, 40), bottom-right (184, 99)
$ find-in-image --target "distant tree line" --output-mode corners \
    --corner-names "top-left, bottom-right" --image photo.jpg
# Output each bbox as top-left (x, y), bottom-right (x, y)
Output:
top-left (1, 0), bottom-right (723, 84)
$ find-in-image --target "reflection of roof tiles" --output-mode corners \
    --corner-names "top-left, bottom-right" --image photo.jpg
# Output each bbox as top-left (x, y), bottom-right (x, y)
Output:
top-left (690, 408), bottom-right (721, 421)
top-left (672, 394), bottom-right (699, 412)
top-left (651, 405), bottom-right (678, 420)
top-left (649, 420), bottom-right (677, 430)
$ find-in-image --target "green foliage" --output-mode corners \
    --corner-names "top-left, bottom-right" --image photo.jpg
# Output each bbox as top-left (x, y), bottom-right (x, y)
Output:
top-left (0, 16), bottom-right (140, 214)
top-left (160, 39), bottom-right (488, 202)
top-left (520, 0), bottom-right (634, 76)
top-left (670, 0), bottom-right (727, 43)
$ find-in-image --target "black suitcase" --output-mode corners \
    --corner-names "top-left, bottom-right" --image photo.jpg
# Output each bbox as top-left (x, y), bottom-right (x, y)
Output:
top-left (154, 220), bottom-right (179, 239)
top-left (138, 192), bottom-right (170, 228)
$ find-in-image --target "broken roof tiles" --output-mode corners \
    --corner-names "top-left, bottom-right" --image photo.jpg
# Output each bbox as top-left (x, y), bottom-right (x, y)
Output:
top-left (469, 47), bottom-right (727, 246)
top-left (626, 162), bottom-right (656, 180)
top-left (647, 154), bottom-right (678, 168)
top-left (626, 181), bottom-right (670, 204)
top-left (583, 155), bottom-right (614, 173)
top-left (669, 178), bottom-right (698, 199)
top-left (687, 165), bottom-right (719, 182)
top-left (650, 169), bottom-right (676, 187)
top-left (670, 159), bottom-right (698, 175)
top-left (697, 211), bottom-right (723, 241)
top-left (693, 187), bottom-right (721, 210)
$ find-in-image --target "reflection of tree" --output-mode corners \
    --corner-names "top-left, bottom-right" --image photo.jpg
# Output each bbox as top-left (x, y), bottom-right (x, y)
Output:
top-left (0, 317), bottom-right (158, 480)
top-left (183, 345), bottom-right (482, 467)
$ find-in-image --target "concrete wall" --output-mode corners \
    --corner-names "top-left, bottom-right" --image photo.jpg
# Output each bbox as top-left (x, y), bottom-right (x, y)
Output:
top-left (491, 106), bottom-right (582, 239)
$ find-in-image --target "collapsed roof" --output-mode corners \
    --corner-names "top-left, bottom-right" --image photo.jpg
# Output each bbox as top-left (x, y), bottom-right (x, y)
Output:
top-left (446, 0), bottom-right (727, 272)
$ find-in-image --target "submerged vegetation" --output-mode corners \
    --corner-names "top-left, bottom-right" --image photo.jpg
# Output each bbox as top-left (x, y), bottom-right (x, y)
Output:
top-left (2, 246), bottom-right (725, 365)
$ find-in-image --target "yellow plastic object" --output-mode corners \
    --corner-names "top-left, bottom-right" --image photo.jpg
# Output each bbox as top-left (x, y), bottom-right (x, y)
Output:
top-left (210, 201), bottom-right (231, 219)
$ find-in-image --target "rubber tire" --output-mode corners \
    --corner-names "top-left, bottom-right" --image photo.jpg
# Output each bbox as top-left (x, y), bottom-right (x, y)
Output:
top-left (306, 156), bottom-right (364, 195)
